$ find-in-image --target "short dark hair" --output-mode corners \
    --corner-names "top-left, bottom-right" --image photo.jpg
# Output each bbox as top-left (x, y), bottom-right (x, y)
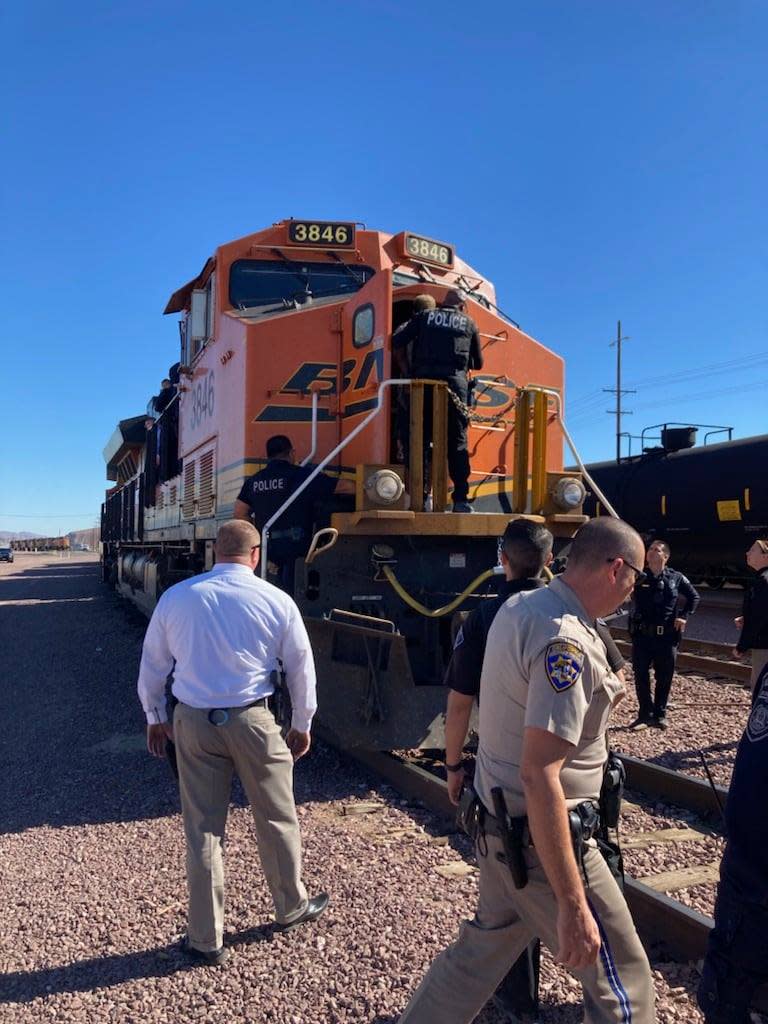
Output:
top-left (568, 517), bottom-right (642, 570)
top-left (501, 519), bottom-right (553, 577)
top-left (648, 539), bottom-right (670, 557)
top-left (266, 434), bottom-right (293, 459)
top-left (442, 288), bottom-right (466, 308)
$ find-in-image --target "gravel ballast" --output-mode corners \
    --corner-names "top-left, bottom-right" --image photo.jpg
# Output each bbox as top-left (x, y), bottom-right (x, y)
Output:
top-left (1, 554), bottom-right (761, 1023)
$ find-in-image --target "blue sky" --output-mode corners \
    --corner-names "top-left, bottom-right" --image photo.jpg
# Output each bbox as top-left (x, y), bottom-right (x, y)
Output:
top-left (2, 1), bottom-right (766, 535)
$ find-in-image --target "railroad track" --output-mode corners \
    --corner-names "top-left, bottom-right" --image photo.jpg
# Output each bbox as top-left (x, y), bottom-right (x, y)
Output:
top-left (322, 740), bottom-right (768, 1013)
top-left (609, 626), bottom-right (750, 683)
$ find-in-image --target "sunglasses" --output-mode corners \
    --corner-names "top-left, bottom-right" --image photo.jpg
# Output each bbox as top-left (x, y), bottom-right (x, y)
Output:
top-left (607, 556), bottom-right (645, 583)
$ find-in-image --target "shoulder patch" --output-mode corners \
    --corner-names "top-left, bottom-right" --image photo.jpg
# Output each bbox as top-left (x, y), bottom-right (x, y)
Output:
top-left (545, 639), bottom-right (585, 692)
top-left (746, 672), bottom-right (768, 743)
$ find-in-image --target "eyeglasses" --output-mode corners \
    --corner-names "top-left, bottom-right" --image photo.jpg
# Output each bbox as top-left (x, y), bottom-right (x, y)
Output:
top-left (606, 556), bottom-right (645, 582)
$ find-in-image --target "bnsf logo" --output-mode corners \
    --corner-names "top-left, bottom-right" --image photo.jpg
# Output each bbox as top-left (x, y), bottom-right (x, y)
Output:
top-left (254, 355), bottom-right (515, 424)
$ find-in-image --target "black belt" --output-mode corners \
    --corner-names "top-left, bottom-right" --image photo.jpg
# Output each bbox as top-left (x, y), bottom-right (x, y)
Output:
top-left (480, 799), bottom-right (601, 846)
top-left (634, 623), bottom-right (678, 638)
top-left (270, 527), bottom-right (305, 542)
top-left (204, 697), bottom-right (269, 725)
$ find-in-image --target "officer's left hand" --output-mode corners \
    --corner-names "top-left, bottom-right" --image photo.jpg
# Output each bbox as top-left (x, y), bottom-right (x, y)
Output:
top-left (147, 722), bottom-right (174, 758)
top-left (286, 729), bottom-right (311, 761)
top-left (674, 617), bottom-right (687, 632)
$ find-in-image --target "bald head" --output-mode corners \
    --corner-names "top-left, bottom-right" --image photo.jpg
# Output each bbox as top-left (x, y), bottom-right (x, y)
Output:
top-left (216, 520), bottom-right (260, 561)
top-left (562, 517), bottom-right (645, 619)
top-left (567, 517), bottom-right (643, 570)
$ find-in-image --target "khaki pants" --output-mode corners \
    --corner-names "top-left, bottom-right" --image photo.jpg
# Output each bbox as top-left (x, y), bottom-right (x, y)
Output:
top-left (173, 702), bottom-right (308, 951)
top-left (399, 836), bottom-right (655, 1024)
top-left (751, 649), bottom-right (768, 693)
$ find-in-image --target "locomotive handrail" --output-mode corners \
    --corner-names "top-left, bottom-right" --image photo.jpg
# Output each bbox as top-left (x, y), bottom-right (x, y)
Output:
top-left (523, 385), bottom-right (620, 519)
top-left (260, 379), bottom-right (413, 578)
top-left (299, 391), bottom-right (320, 467)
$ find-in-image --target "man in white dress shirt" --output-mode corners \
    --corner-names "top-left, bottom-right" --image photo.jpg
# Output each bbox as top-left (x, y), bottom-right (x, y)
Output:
top-left (137, 519), bottom-right (328, 966)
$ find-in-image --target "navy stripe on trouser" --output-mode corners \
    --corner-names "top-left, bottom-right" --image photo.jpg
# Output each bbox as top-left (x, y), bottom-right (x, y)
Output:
top-left (589, 899), bottom-right (632, 1024)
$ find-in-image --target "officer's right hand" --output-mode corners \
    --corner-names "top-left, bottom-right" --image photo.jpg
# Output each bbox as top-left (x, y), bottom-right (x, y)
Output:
top-left (446, 767), bottom-right (465, 806)
top-left (555, 899), bottom-right (601, 970)
top-left (734, 616), bottom-right (744, 630)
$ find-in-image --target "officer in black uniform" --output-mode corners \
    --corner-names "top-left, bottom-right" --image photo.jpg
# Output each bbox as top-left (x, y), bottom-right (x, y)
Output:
top-left (233, 434), bottom-right (353, 593)
top-left (629, 539), bottom-right (699, 730)
top-left (443, 518), bottom-right (629, 1019)
top-left (698, 661), bottom-right (768, 1023)
top-left (391, 289), bottom-right (482, 512)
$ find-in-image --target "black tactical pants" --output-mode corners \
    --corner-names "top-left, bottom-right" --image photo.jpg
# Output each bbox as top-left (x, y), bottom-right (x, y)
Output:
top-left (631, 635), bottom-right (678, 719)
top-left (698, 869), bottom-right (768, 1023)
top-left (421, 381), bottom-right (471, 502)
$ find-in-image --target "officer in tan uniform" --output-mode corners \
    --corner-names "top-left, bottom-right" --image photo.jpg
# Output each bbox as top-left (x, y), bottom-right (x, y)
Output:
top-left (399, 517), bottom-right (655, 1024)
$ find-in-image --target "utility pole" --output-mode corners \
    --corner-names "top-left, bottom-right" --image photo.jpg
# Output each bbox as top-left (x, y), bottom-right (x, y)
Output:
top-left (603, 320), bottom-right (635, 463)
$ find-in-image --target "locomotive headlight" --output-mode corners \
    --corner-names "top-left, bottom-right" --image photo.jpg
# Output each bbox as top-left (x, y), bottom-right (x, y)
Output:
top-left (553, 476), bottom-right (586, 510)
top-left (365, 469), bottom-right (405, 505)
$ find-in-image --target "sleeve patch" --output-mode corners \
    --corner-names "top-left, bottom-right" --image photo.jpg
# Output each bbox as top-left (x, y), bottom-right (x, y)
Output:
top-left (545, 640), bottom-right (585, 692)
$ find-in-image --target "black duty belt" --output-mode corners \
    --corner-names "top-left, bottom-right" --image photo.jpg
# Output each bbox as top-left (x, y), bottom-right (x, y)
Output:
top-left (270, 527), bottom-right (305, 542)
top-left (202, 697), bottom-right (270, 726)
top-left (634, 622), bottom-right (678, 638)
top-left (480, 799), bottom-right (601, 846)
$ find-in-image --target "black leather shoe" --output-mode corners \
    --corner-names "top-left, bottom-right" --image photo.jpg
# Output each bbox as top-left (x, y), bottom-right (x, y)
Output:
top-left (275, 892), bottom-right (329, 933)
top-left (181, 937), bottom-right (228, 966)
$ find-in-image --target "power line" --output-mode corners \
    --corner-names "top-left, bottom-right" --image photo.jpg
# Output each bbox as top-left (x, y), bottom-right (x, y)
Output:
top-left (567, 351), bottom-right (768, 415)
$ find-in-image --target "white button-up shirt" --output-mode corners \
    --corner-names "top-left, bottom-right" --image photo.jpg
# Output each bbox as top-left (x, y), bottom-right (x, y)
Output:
top-left (137, 562), bottom-right (317, 732)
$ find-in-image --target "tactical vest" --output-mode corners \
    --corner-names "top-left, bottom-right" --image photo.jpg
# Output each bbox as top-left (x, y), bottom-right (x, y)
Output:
top-left (410, 308), bottom-right (477, 379)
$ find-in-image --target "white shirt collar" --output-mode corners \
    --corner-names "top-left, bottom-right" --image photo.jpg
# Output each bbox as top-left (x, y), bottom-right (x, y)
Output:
top-left (209, 562), bottom-right (255, 576)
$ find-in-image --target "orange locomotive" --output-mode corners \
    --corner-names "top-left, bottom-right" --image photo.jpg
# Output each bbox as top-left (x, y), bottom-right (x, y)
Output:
top-left (101, 219), bottom-right (587, 748)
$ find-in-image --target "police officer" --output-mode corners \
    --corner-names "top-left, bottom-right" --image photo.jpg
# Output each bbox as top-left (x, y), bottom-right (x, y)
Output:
top-left (233, 434), bottom-right (353, 594)
top-left (697, 660), bottom-right (768, 1022)
top-left (392, 294), bottom-right (437, 463)
top-left (629, 539), bottom-right (699, 730)
top-left (398, 517), bottom-right (655, 1024)
top-left (443, 519), bottom-right (630, 1019)
top-left (391, 289), bottom-right (482, 513)
top-left (734, 537), bottom-right (768, 691)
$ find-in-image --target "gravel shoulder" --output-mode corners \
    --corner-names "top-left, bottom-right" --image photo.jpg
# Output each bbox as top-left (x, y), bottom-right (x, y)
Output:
top-left (0, 555), bottom-right (750, 1023)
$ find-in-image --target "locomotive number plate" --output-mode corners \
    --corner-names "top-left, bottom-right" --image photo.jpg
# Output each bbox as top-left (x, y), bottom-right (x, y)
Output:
top-left (287, 220), bottom-right (356, 248)
top-left (403, 233), bottom-right (454, 268)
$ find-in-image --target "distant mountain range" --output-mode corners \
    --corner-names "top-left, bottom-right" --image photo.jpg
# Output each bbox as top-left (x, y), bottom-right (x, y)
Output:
top-left (0, 531), bottom-right (43, 541)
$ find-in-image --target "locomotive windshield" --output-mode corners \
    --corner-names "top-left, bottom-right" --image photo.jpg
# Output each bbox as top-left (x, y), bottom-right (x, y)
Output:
top-left (229, 259), bottom-right (375, 310)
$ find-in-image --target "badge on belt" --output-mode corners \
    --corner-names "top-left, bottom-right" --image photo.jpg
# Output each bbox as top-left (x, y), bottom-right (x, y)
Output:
top-left (545, 639), bottom-right (585, 692)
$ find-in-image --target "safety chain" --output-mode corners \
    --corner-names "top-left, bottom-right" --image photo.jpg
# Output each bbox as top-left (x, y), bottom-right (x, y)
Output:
top-left (446, 386), bottom-right (509, 427)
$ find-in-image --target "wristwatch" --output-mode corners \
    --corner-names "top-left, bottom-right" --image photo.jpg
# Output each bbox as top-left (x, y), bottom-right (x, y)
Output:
top-left (445, 761), bottom-right (464, 773)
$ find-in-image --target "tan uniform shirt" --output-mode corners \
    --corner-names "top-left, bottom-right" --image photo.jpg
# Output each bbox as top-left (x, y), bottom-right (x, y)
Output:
top-left (474, 576), bottom-right (624, 817)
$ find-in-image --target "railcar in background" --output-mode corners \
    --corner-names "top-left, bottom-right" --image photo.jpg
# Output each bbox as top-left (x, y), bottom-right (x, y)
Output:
top-left (10, 536), bottom-right (71, 552)
top-left (100, 218), bottom-right (588, 748)
top-left (584, 429), bottom-right (768, 586)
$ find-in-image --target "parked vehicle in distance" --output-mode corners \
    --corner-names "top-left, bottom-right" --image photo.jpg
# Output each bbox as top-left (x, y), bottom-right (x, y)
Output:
top-left (0, 546), bottom-right (14, 563)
